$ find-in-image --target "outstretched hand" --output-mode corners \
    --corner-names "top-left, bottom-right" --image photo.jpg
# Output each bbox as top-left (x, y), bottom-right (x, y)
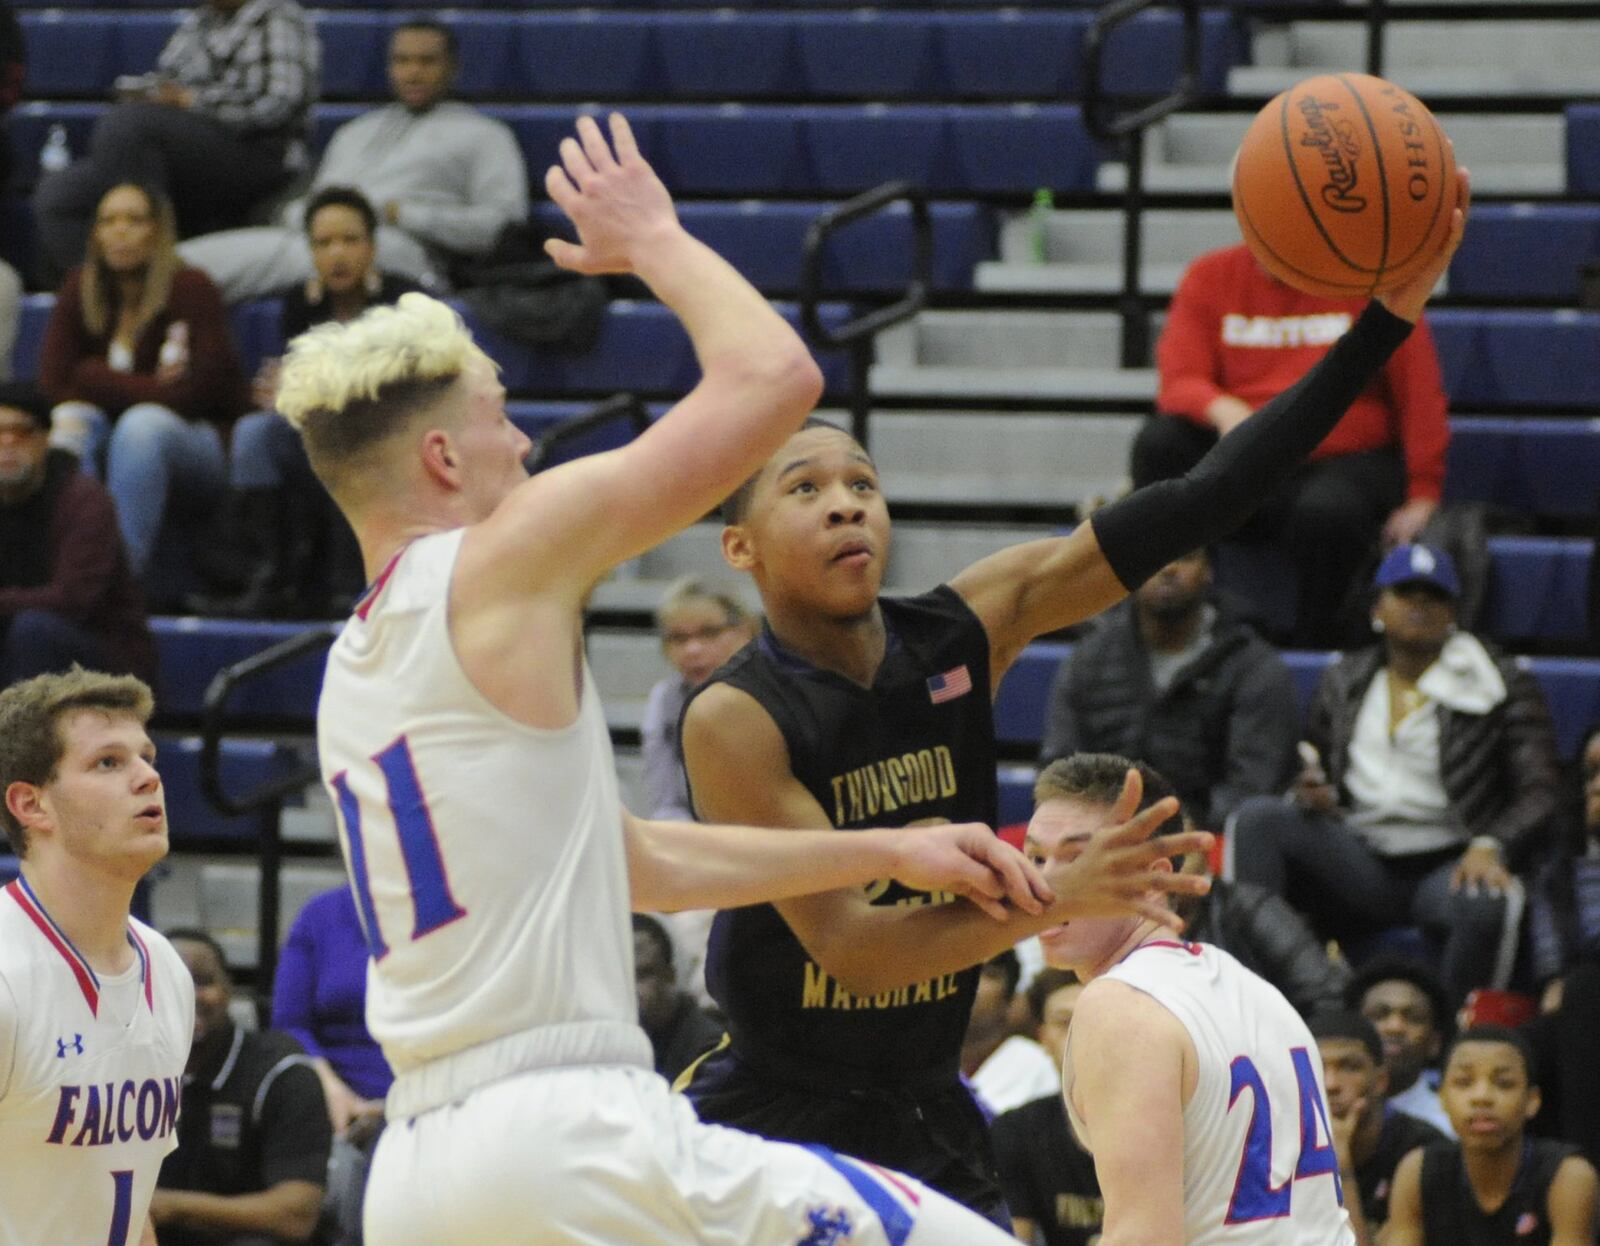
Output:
top-left (544, 113), bottom-right (679, 276)
top-left (1044, 769), bottom-right (1213, 933)
top-left (1376, 164), bottom-right (1471, 324)
top-left (889, 823), bottom-right (1054, 922)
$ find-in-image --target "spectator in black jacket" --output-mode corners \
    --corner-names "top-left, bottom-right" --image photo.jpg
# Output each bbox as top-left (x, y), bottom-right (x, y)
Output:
top-left (1177, 852), bottom-right (1349, 1017)
top-left (1039, 548), bottom-right (1299, 828)
top-left (1230, 544), bottom-right (1562, 1007)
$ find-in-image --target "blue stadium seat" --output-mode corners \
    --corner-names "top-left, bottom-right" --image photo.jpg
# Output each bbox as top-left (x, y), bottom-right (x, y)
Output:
top-left (999, 645), bottom-right (1600, 760)
top-left (1446, 417), bottom-right (1600, 520)
top-left (1567, 105), bottom-right (1600, 196)
top-left (802, 104), bottom-right (951, 194)
top-left (945, 104), bottom-right (1098, 193)
top-left (0, 856), bottom-right (17, 886)
top-left (1449, 205), bottom-right (1600, 302)
top-left (155, 735), bottom-right (302, 844)
top-left (1487, 537), bottom-right (1593, 645)
top-left (647, 105), bottom-right (811, 194)
top-left (1096, 10), bottom-right (1242, 97)
top-left (151, 618), bottom-right (332, 720)
top-left (310, 12), bottom-right (390, 101)
top-left (1432, 310), bottom-right (1600, 409)
top-left (518, 13), bottom-right (660, 100)
top-left (794, 13), bottom-right (945, 99)
top-left (6, 101), bottom-right (106, 178)
top-left (936, 12), bottom-right (1083, 98)
top-left (17, 11), bottom-right (119, 97)
top-left (653, 13), bottom-right (800, 99)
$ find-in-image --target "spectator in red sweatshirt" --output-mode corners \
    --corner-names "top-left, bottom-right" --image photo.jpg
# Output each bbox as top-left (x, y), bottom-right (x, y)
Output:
top-left (1134, 243), bottom-right (1450, 646)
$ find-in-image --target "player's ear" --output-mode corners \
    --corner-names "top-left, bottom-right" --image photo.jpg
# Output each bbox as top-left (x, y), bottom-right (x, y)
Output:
top-left (6, 780), bottom-right (45, 832)
top-left (418, 428), bottom-right (458, 488)
top-left (722, 523), bottom-right (756, 572)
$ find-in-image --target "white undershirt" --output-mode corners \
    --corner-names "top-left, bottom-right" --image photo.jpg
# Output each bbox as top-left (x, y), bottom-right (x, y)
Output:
top-left (1345, 672), bottom-right (1464, 856)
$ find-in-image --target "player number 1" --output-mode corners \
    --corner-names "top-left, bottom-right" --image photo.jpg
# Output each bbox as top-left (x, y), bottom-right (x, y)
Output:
top-left (1224, 1047), bottom-right (1343, 1224)
top-left (107, 1170), bottom-right (133, 1246)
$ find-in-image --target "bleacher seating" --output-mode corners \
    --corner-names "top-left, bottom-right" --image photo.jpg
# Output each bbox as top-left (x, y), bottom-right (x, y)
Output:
top-left (6, 0), bottom-right (1595, 967)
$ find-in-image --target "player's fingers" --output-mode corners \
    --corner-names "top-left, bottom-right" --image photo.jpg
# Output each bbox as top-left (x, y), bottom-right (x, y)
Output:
top-left (1148, 869), bottom-right (1212, 897)
top-left (1106, 768), bottom-right (1143, 828)
top-left (1124, 827), bottom-right (1213, 866)
top-left (542, 237), bottom-right (588, 272)
top-left (607, 111), bottom-right (642, 163)
top-left (560, 136), bottom-right (594, 190)
top-left (545, 164), bottom-right (580, 213)
top-left (576, 113), bottom-right (617, 172)
top-left (1105, 795), bottom-right (1181, 846)
top-left (958, 883), bottom-right (1011, 923)
top-left (985, 843), bottom-right (1047, 915)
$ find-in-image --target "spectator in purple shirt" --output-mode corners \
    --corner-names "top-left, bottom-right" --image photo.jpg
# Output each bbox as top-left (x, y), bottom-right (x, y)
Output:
top-left (271, 883), bottom-right (391, 1137)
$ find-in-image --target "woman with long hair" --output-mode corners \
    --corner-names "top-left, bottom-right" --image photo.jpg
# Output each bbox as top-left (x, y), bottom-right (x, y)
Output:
top-left (37, 181), bottom-right (246, 579)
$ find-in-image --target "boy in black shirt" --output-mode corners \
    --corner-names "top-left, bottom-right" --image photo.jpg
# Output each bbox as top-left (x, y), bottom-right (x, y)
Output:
top-left (1387, 1025), bottom-right (1597, 1246)
top-left (1312, 1009), bottom-right (1449, 1246)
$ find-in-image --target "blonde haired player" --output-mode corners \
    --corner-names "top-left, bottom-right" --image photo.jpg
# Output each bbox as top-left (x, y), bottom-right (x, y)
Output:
top-left (0, 669), bottom-right (193, 1246)
top-left (277, 113), bottom-right (1209, 1246)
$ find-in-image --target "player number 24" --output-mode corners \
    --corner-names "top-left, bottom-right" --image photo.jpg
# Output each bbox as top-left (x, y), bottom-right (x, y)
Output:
top-left (1225, 1047), bottom-right (1344, 1225)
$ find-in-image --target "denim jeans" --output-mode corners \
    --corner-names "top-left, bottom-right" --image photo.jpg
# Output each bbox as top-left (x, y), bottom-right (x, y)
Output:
top-left (0, 609), bottom-right (110, 685)
top-left (48, 401), bottom-right (226, 576)
top-left (229, 408), bottom-right (305, 489)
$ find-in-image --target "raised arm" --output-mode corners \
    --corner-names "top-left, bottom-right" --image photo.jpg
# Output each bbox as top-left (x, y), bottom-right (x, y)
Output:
top-left (952, 172), bottom-right (1469, 683)
top-left (1068, 978), bottom-right (1192, 1246)
top-left (679, 684), bottom-right (1211, 996)
top-left (465, 114), bottom-right (822, 600)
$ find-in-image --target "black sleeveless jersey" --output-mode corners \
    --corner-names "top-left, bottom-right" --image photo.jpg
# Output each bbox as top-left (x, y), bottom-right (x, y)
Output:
top-left (1420, 1138), bottom-right (1580, 1246)
top-left (685, 585), bottom-right (998, 1089)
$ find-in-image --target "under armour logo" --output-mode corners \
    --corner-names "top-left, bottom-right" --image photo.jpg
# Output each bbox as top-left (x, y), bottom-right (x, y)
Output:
top-left (55, 1034), bottom-right (84, 1058)
top-left (798, 1206), bottom-right (854, 1246)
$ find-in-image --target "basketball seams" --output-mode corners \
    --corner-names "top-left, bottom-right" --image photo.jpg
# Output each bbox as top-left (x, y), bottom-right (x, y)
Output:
top-left (1235, 193), bottom-right (1383, 296)
top-left (1334, 72), bottom-right (1392, 294)
top-left (1273, 86), bottom-right (1368, 282)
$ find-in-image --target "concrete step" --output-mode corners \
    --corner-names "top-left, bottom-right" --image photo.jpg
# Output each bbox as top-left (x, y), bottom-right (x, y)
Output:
top-left (1097, 112), bottom-right (1566, 196)
top-left (979, 207), bottom-right (1243, 294)
top-left (1231, 20), bottom-right (1600, 98)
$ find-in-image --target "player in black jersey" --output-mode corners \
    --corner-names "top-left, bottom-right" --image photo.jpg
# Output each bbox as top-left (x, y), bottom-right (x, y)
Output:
top-left (680, 176), bottom-right (1470, 1218)
top-left (1386, 1026), bottom-right (1597, 1246)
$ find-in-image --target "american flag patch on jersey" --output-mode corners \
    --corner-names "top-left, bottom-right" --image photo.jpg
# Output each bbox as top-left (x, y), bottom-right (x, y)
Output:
top-left (1516, 1212), bottom-right (1540, 1236)
top-left (926, 665), bottom-right (972, 704)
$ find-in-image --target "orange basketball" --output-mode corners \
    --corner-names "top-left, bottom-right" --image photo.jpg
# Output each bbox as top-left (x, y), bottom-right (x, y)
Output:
top-left (1232, 73), bottom-right (1455, 298)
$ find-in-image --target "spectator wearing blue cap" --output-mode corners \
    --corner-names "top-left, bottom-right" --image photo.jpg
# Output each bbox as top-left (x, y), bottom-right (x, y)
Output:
top-left (1227, 544), bottom-right (1563, 1007)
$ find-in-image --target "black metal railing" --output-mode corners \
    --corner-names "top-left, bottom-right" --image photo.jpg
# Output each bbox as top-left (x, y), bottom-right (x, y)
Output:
top-left (1083, 0), bottom-right (1206, 368)
top-left (199, 625), bottom-right (338, 1006)
top-left (799, 181), bottom-right (933, 448)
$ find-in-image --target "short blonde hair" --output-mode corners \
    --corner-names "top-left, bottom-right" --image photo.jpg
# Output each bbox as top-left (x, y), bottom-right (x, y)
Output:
top-left (0, 668), bottom-right (155, 856)
top-left (654, 577), bottom-right (752, 633)
top-left (276, 292), bottom-right (485, 498)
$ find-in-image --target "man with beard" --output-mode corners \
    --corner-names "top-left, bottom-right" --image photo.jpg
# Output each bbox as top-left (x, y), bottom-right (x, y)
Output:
top-left (1039, 547), bottom-right (1299, 829)
top-left (0, 383), bottom-right (153, 686)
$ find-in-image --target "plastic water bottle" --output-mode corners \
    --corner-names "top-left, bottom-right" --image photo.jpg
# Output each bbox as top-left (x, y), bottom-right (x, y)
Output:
top-left (39, 124), bottom-right (71, 174)
top-left (1030, 188), bottom-right (1054, 263)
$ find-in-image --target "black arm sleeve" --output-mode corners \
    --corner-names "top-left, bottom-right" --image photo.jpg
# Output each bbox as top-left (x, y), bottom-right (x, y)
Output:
top-left (1090, 302), bottom-right (1414, 591)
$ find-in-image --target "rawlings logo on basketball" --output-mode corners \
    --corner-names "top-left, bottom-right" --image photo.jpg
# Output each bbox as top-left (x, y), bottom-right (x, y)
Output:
top-left (1296, 96), bottom-right (1367, 214)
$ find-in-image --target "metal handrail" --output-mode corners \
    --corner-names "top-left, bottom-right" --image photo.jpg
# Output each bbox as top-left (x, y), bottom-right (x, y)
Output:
top-left (199, 624), bottom-right (338, 1003)
top-left (525, 392), bottom-right (652, 473)
top-left (799, 180), bottom-right (933, 447)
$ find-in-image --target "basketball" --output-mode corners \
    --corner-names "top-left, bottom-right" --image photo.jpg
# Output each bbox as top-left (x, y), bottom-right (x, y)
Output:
top-left (1232, 73), bottom-right (1456, 298)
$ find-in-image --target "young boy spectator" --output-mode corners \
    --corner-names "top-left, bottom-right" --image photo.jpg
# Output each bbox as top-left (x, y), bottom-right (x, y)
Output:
top-left (633, 915), bottom-right (721, 1085)
top-left (1385, 1026), bottom-right (1598, 1245)
top-left (1137, 243), bottom-right (1449, 645)
top-left (180, 20), bottom-right (524, 302)
top-left (1230, 545), bottom-right (1562, 1007)
top-left (963, 950), bottom-right (1059, 1116)
top-left (32, 0), bottom-right (319, 281)
top-left (0, 382), bottom-right (154, 685)
top-left (1347, 955), bottom-right (1456, 1137)
top-left (1312, 1009), bottom-right (1449, 1246)
top-left (1039, 547), bottom-right (1300, 829)
top-left (154, 930), bottom-right (331, 1246)
top-left (989, 969), bottom-right (1104, 1246)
